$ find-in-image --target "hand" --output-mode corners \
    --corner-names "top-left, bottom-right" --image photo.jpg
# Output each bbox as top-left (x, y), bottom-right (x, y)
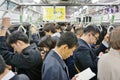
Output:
top-left (2, 17), bottom-right (11, 28)
top-left (72, 75), bottom-right (78, 80)
top-left (30, 25), bottom-right (37, 34)
top-left (98, 52), bottom-right (104, 58)
top-left (103, 33), bottom-right (110, 43)
top-left (6, 65), bottom-right (12, 70)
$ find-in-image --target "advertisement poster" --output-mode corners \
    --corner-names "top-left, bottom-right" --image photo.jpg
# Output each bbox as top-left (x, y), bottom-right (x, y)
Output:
top-left (55, 6), bottom-right (66, 21)
top-left (43, 6), bottom-right (54, 21)
top-left (43, 6), bottom-right (66, 21)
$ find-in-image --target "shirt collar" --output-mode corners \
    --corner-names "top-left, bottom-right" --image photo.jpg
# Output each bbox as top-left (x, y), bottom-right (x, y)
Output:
top-left (53, 49), bottom-right (63, 59)
top-left (1, 70), bottom-right (15, 80)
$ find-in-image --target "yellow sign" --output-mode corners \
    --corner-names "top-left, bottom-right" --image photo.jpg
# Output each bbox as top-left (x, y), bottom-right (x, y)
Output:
top-left (43, 6), bottom-right (66, 21)
top-left (43, 6), bottom-right (54, 21)
top-left (55, 6), bottom-right (66, 21)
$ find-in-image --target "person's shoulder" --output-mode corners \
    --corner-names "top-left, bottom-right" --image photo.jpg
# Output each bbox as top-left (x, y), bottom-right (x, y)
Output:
top-left (98, 53), bottom-right (110, 64)
top-left (44, 52), bottom-right (57, 64)
top-left (18, 74), bottom-right (30, 80)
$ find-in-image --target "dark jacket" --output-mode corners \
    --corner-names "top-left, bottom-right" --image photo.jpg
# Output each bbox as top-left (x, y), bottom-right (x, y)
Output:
top-left (65, 56), bottom-right (77, 78)
top-left (10, 74), bottom-right (30, 80)
top-left (10, 75), bottom-right (19, 80)
top-left (74, 39), bottom-right (107, 80)
top-left (32, 33), bottom-right (40, 45)
top-left (0, 36), bottom-right (42, 80)
top-left (42, 50), bottom-right (70, 80)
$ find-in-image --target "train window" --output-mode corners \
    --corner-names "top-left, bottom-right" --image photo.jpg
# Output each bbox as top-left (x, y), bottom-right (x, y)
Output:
top-left (0, 11), bottom-right (5, 18)
top-left (8, 2), bottom-right (17, 10)
top-left (0, 1), bottom-right (7, 10)
top-left (0, 0), bottom-right (5, 6)
top-left (0, 1), bottom-right (17, 10)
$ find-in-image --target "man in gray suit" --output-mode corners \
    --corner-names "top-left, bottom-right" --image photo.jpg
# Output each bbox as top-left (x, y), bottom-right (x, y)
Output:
top-left (42, 32), bottom-right (78, 80)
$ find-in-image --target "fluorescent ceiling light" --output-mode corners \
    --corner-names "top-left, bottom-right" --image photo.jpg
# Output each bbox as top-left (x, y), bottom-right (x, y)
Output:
top-left (83, 6), bottom-right (88, 9)
top-left (33, 0), bottom-right (40, 3)
top-left (92, 0), bottom-right (99, 3)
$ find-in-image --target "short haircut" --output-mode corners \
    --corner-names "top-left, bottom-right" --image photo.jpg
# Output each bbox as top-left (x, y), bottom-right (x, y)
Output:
top-left (84, 24), bottom-right (100, 35)
top-left (55, 24), bottom-right (61, 29)
top-left (57, 22), bottom-right (66, 26)
top-left (56, 32), bottom-right (78, 48)
top-left (7, 31), bottom-right (29, 45)
top-left (43, 23), bottom-right (56, 33)
top-left (75, 27), bottom-right (84, 36)
top-left (109, 27), bottom-right (120, 49)
top-left (65, 26), bottom-right (72, 31)
top-left (0, 56), bottom-right (6, 74)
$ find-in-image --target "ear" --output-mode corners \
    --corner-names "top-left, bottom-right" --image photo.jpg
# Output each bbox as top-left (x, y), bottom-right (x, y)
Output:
top-left (61, 44), bottom-right (68, 50)
top-left (87, 32), bottom-right (92, 37)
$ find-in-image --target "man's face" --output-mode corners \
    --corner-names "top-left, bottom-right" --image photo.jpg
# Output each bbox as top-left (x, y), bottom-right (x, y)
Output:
top-left (89, 33), bottom-right (99, 44)
top-left (64, 46), bottom-right (77, 59)
top-left (11, 43), bottom-right (22, 53)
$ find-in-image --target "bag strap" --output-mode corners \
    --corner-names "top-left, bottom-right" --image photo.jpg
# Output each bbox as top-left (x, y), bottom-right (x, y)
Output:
top-left (74, 63), bottom-right (80, 73)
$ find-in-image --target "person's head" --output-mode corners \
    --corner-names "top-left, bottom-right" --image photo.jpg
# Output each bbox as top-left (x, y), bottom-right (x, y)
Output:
top-left (7, 31), bottom-right (29, 53)
top-left (81, 24), bottom-right (100, 44)
top-left (55, 32), bottom-right (78, 59)
top-left (43, 23), bottom-right (56, 36)
top-left (109, 27), bottom-right (120, 50)
top-left (0, 56), bottom-right (6, 75)
top-left (38, 35), bottom-right (56, 59)
top-left (55, 24), bottom-right (62, 32)
top-left (65, 25), bottom-right (75, 33)
top-left (75, 27), bottom-right (84, 38)
top-left (57, 22), bottom-right (66, 31)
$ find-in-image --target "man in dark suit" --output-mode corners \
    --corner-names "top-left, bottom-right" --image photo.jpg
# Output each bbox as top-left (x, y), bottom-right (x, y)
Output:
top-left (74, 24), bottom-right (109, 80)
top-left (42, 32), bottom-right (78, 80)
top-left (0, 55), bottom-right (30, 80)
top-left (0, 17), bottom-right (42, 80)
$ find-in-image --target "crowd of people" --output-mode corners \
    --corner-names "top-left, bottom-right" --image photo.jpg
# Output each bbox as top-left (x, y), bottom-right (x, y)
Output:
top-left (0, 17), bottom-right (120, 80)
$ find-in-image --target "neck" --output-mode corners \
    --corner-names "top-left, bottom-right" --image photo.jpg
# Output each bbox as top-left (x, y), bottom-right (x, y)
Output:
top-left (47, 31), bottom-right (53, 36)
top-left (54, 47), bottom-right (64, 59)
top-left (80, 35), bottom-right (90, 44)
top-left (0, 68), bottom-right (9, 79)
top-left (116, 49), bottom-right (120, 52)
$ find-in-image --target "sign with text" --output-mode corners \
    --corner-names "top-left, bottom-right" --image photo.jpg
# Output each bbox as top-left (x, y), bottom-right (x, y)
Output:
top-left (55, 6), bottom-right (66, 21)
top-left (43, 6), bottom-right (54, 21)
top-left (43, 6), bottom-right (66, 21)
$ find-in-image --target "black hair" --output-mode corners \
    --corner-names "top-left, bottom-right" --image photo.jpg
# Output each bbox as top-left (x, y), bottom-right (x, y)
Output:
top-left (65, 26), bottom-right (72, 31)
top-left (43, 23), bottom-right (56, 33)
top-left (56, 32), bottom-right (78, 48)
top-left (84, 24), bottom-right (100, 35)
top-left (38, 35), bottom-right (56, 50)
top-left (57, 22), bottom-right (66, 26)
top-left (7, 31), bottom-right (29, 45)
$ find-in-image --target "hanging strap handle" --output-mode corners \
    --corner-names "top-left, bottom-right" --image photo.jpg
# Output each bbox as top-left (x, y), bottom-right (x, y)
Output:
top-left (17, 25), bottom-right (26, 33)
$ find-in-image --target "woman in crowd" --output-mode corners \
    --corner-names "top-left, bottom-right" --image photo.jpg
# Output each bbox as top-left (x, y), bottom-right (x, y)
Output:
top-left (38, 35), bottom-right (56, 60)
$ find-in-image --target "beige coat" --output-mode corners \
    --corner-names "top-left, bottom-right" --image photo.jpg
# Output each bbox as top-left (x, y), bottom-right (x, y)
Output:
top-left (98, 48), bottom-right (120, 80)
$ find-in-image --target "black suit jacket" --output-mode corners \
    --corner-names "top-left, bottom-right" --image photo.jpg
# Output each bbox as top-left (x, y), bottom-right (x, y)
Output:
top-left (74, 39), bottom-right (107, 80)
top-left (0, 36), bottom-right (42, 80)
top-left (10, 74), bottom-right (30, 80)
top-left (10, 75), bottom-right (19, 80)
top-left (42, 50), bottom-right (70, 80)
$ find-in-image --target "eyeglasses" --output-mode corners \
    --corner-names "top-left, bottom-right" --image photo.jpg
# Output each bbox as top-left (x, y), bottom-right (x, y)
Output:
top-left (38, 47), bottom-right (47, 51)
